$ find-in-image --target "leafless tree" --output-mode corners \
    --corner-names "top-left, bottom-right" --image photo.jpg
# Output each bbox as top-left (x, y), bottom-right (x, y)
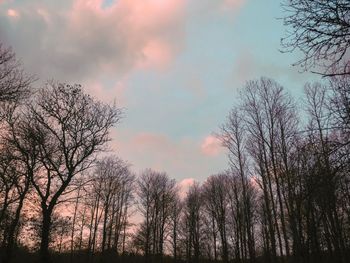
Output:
top-left (202, 174), bottom-right (229, 263)
top-left (0, 107), bottom-right (44, 263)
top-left (20, 82), bottom-right (121, 263)
top-left (0, 42), bottom-right (34, 262)
top-left (91, 156), bottom-right (134, 261)
top-left (183, 182), bottom-right (203, 263)
top-left (136, 169), bottom-right (177, 262)
top-left (69, 178), bottom-right (84, 263)
top-left (220, 108), bottom-right (257, 262)
top-left (328, 75), bottom-right (350, 141)
top-left (216, 76), bottom-right (350, 263)
top-left (281, 0), bottom-right (350, 76)
top-left (169, 193), bottom-right (182, 262)
top-left (0, 43), bottom-right (32, 108)
top-left (304, 82), bottom-right (347, 262)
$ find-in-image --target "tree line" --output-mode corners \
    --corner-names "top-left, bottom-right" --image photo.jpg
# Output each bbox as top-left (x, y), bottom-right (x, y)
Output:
top-left (1, 42), bottom-right (349, 263)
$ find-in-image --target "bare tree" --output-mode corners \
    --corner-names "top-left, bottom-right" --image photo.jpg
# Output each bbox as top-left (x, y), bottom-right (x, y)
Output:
top-left (94, 156), bottom-right (134, 260)
top-left (328, 75), bottom-right (350, 140)
top-left (87, 174), bottom-right (103, 261)
top-left (0, 42), bottom-right (34, 262)
top-left (0, 107), bottom-right (45, 263)
top-left (21, 82), bottom-right (121, 263)
top-left (202, 174), bottom-right (229, 263)
top-left (0, 149), bottom-right (19, 235)
top-left (217, 76), bottom-right (350, 262)
top-left (220, 108), bottom-right (256, 262)
top-left (0, 43), bottom-right (32, 106)
top-left (69, 178), bottom-right (84, 263)
top-left (183, 182), bottom-right (203, 263)
top-left (304, 82), bottom-right (347, 262)
top-left (136, 169), bottom-right (177, 262)
top-left (281, 0), bottom-right (350, 76)
top-left (169, 193), bottom-right (182, 262)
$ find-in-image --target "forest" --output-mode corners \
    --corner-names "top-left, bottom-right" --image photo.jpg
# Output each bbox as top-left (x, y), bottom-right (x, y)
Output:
top-left (0, 0), bottom-right (350, 263)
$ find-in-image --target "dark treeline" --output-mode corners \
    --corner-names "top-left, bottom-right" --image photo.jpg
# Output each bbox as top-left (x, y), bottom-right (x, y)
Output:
top-left (1, 0), bottom-right (350, 263)
top-left (1, 45), bottom-right (350, 263)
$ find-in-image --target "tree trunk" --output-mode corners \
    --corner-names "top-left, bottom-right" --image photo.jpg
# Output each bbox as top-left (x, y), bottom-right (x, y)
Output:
top-left (40, 208), bottom-right (52, 263)
top-left (3, 197), bottom-right (24, 263)
top-left (3, 178), bottom-right (29, 263)
top-left (70, 187), bottom-right (80, 263)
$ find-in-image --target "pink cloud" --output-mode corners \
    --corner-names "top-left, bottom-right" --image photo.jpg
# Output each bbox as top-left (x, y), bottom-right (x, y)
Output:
top-left (83, 78), bottom-right (128, 106)
top-left (112, 132), bottom-right (183, 176)
top-left (138, 39), bottom-right (174, 70)
top-left (67, 0), bottom-right (185, 74)
top-left (7, 9), bottom-right (19, 18)
top-left (201, 135), bottom-right (222, 156)
top-left (178, 178), bottom-right (196, 199)
top-left (1, 0), bottom-right (186, 82)
top-left (111, 131), bottom-right (227, 181)
top-left (1, 0), bottom-right (248, 83)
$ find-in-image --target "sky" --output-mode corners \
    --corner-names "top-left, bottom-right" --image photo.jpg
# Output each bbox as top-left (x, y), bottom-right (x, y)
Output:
top-left (0, 0), bottom-right (319, 186)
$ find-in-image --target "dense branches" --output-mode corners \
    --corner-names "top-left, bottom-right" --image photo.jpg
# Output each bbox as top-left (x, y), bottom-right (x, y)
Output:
top-left (2, 76), bottom-right (349, 263)
top-left (0, 44), bottom-right (32, 106)
top-left (1, 82), bottom-right (122, 263)
top-left (282, 0), bottom-right (350, 76)
top-left (1, 15), bottom-right (350, 262)
top-left (218, 76), bottom-right (350, 263)
top-left (135, 169), bottom-right (177, 262)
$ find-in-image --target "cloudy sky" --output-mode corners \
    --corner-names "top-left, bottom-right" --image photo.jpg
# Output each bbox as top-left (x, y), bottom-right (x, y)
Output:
top-left (0, 0), bottom-right (318, 185)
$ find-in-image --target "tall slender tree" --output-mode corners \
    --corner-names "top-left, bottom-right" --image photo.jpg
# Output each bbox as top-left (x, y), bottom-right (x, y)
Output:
top-left (22, 82), bottom-right (121, 263)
